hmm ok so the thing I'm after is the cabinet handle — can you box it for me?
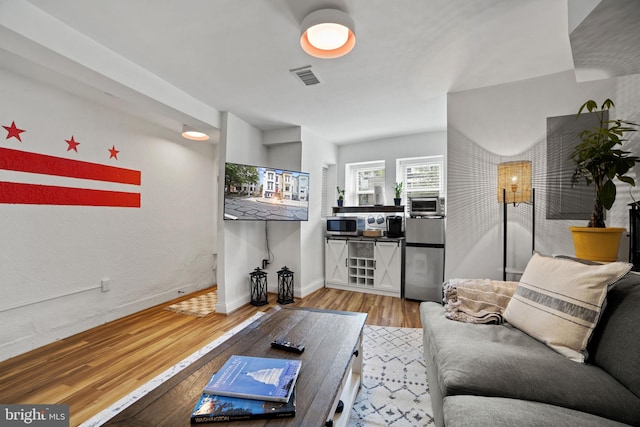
[345,258,348,267]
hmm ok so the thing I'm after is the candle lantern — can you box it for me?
[277,266,295,304]
[249,267,268,306]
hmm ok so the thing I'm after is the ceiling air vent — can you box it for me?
[290,66,321,86]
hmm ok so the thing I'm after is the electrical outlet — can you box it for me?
[101,279,110,292]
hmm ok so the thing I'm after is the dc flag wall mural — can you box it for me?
[1,120,141,208]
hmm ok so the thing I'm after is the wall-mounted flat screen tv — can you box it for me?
[223,162,310,221]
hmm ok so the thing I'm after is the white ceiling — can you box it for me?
[2,0,630,145]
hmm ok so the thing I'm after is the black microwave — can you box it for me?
[326,216,365,236]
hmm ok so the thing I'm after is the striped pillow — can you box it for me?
[503,253,631,363]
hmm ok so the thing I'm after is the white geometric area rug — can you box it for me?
[349,325,434,427]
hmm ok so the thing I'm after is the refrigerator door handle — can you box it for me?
[406,242,444,249]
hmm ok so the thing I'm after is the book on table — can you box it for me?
[190,389,296,423]
[203,355,301,403]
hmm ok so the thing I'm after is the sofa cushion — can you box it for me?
[421,302,640,426]
[503,252,631,362]
[443,395,633,427]
[587,272,640,397]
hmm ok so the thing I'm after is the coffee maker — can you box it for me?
[386,215,403,237]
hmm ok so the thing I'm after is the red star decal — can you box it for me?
[108,145,120,160]
[65,135,80,152]
[3,121,25,142]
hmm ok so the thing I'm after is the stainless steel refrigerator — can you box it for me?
[404,217,445,302]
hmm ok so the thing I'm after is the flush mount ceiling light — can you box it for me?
[300,8,356,59]
[181,124,209,141]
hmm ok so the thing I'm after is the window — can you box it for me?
[345,161,385,206]
[396,156,444,201]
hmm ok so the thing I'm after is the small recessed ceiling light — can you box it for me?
[300,9,356,59]
[181,124,209,141]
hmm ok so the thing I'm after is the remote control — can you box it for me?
[271,340,305,354]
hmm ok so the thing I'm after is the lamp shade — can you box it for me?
[497,160,532,204]
[300,9,356,58]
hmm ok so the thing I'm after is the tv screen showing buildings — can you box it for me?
[223,162,309,221]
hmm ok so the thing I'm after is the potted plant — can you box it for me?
[336,186,345,207]
[394,182,403,206]
[569,98,640,261]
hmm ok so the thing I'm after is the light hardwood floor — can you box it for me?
[0,286,422,426]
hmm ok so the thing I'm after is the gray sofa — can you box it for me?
[420,272,640,427]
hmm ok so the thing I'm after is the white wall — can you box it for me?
[446,70,640,280]
[0,68,217,362]
[301,128,338,296]
[266,142,302,294]
[216,115,336,311]
[337,132,447,204]
[216,112,268,313]
[611,74,640,227]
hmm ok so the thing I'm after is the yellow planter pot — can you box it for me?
[569,227,625,262]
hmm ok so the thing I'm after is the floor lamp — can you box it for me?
[498,161,534,281]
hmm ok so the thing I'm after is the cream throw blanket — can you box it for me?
[443,278,519,324]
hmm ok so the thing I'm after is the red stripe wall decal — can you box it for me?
[0,182,141,207]
[0,147,141,185]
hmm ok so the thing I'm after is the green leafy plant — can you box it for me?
[336,186,345,201]
[394,182,403,198]
[570,98,640,227]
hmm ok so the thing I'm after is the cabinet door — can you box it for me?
[374,241,402,292]
[325,239,348,285]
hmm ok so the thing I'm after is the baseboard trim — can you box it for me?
[299,278,324,298]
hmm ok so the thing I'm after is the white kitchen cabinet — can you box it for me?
[373,240,403,294]
[325,238,349,286]
[325,237,402,297]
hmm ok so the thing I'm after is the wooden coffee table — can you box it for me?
[103,306,367,426]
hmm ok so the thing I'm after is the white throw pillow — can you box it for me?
[503,252,631,363]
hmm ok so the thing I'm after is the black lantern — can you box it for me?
[249,267,268,306]
[277,266,295,304]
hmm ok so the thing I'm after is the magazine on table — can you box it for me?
[203,355,301,403]
[190,388,296,423]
